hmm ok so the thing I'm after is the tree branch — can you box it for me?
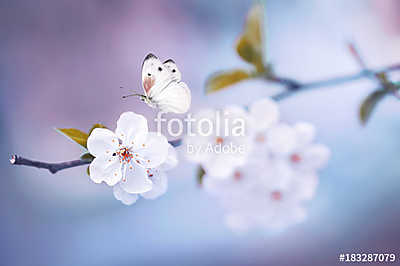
[9,155,89,174]
[9,140,183,174]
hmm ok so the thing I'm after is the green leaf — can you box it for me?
[80,153,95,162]
[197,166,206,187]
[88,123,107,136]
[55,128,89,149]
[235,2,265,73]
[359,89,387,125]
[86,165,90,176]
[206,69,251,93]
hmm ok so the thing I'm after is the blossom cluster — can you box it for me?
[184,98,330,232]
[87,112,177,205]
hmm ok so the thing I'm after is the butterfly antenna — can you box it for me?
[122,93,143,99]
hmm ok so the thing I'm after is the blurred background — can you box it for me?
[1,0,400,265]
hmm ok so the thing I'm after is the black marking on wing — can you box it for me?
[142,53,158,67]
[145,53,157,60]
[163,59,175,64]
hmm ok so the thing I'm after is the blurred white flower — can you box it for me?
[113,144,178,205]
[184,106,253,178]
[201,99,330,232]
[87,112,169,194]
[205,157,319,232]
[264,122,330,173]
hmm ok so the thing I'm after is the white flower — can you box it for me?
[249,98,280,132]
[112,144,178,205]
[87,112,169,194]
[201,99,330,232]
[204,160,318,232]
[264,122,330,173]
[184,106,253,178]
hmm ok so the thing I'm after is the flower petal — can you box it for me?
[159,144,178,171]
[183,135,215,163]
[141,169,168,199]
[294,122,316,148]
[115,112,148,147]
[250,98,279,131]
[87,128,119,157]
[266,124,297,155]
[225,212,251,233]
[113,183,139,205]
[89,155,121,186]
[301,144,331,170]
[202,154,241,178]
[293,172,319,200]
[120,165,153,193]
[135,132,169,168]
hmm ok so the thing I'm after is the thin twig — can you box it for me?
[10,155,89,174]
[269,63,400,101]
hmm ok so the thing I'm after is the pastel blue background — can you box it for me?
[1,0,399,265]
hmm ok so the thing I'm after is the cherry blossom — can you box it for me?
[113,144,178,205]
[87,112,169,194]
[204,158,319,232]
[184,106,253,178]
[201,98,330,232]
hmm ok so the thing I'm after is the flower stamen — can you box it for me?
[271,191,282,201]
[290,153,302,163]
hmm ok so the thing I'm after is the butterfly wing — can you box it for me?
[163,59,181,82]
[151,81,191,114]
[141,53,175,99]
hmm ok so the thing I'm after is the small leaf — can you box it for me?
[56,128,89,149]
[88,123,107,135]
[197,166,206,187]
[359,89,387,125]
[86,166,90,176]
[80,153,95,162]
[206,69,251,93]
[236,2,265,73]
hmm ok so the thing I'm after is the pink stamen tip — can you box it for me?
[271,191,282,201]
[215,137,224,144]
[233,171,242,181]
[255,134,265,143]
[290,153,302,163]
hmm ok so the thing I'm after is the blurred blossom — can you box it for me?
[184,106,253,178]
[201,98,330,232]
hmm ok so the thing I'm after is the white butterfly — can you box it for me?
[123,53,191,114]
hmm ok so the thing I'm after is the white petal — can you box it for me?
[202,154,240,178]
[141,170,168,199]
[89,155,122,186]
[113,183,139,205]
[293,172,319,200]
[301,144,331,170]
[159,144,178,171]
[115,112,148,146]
[120,165,153,193]
[266,124,297,155]
[135,132,169,168]
[87,128,119,157]
[250,98,279,131]
[225,212,251,233]
[183,135,214,163]
[294,122,316,148]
